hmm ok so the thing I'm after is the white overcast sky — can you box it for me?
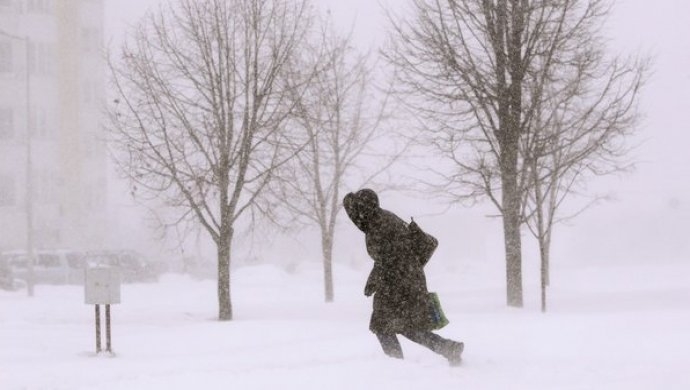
[102,0,690,263]
[103,0,690,203]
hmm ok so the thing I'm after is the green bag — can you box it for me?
[428,292,449,330]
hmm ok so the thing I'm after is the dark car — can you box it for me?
[0,258,17,290]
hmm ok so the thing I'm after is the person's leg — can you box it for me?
[375,333,404,359]
[401,331,463,365]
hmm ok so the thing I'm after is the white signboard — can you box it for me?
[84,267,121,305]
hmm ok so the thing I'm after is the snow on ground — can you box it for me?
[2,257,690,390]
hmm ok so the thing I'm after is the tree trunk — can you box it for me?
[502,197,524,307]
[322,231,334,302]
[531,156,548,310]
[544,230,551,287]
[492,0,524,308]
[545,164,559,287]
[217,225,234,321]
[539,235,547,312]
[501,146,524,307]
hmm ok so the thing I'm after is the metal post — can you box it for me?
[24,34,34,297]
[0,29,34,296]
[95,304,101,353]
[105,304,111,353]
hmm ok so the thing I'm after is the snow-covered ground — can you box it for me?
[2,257,689,390]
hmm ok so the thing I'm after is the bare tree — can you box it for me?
[107,0,315,321]
[274,19,395,302]
[383,0,646,307]
[522,49,648,312]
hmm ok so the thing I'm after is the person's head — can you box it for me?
[355,188,379,211]
[344,188,380,232]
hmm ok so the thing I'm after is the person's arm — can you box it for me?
[409,218,439,266]
[364,264,381,296]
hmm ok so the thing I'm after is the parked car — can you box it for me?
[82,250,161,283]
[0,258,18,290]
[0,248,162,286]
[0,249,85,285]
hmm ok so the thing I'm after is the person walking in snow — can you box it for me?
[343,188,464,366]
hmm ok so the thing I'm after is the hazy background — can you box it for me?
[2,2,689,388]
[102,0,690,280]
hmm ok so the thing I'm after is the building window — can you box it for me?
[0,174,16,206]
[0,41,12,72]
[26,0,51,14]
[0,107,13,139]
[2,0,23,13]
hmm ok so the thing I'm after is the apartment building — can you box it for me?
[0,0,108,251]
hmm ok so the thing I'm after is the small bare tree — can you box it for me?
[384,0,646,307]
[522,51,648,312]
[274,19,395,302]
[108,0,315,320]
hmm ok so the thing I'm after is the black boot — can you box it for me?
[376,333,404,359]
[446,341,464,366]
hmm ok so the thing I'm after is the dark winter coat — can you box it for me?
[343,189,438,334]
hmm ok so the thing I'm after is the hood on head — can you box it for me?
[343,188,380,233]
[355,188,379,210]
